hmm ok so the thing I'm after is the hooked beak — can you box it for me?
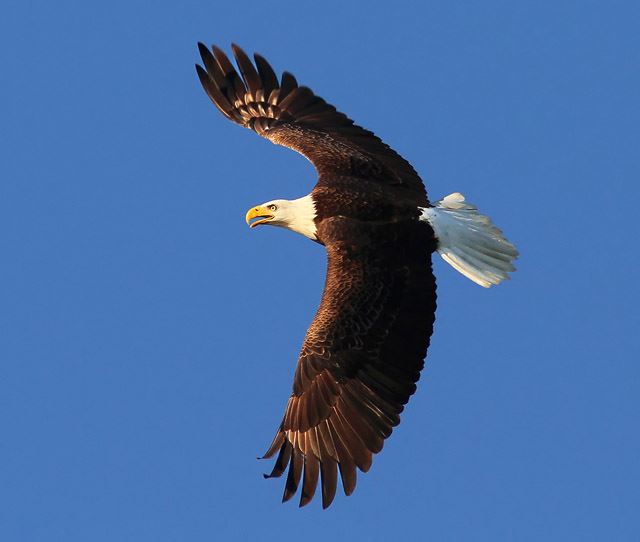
[245,206,275,228]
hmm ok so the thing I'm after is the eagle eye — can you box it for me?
[268,204,277,211]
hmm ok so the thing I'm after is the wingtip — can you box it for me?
[196,42,210,61]
[282,490,295,504]
[230,43,250,64]
[194,63,210,83]
[281,70,297,83]
[195,63,209,83]
[211,44,225,56]
[321,486,337,509]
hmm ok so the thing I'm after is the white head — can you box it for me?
[245,194,317,240]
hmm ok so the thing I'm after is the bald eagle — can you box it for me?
[196,44,518,509]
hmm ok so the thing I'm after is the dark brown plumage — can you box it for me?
[196,43,439,508]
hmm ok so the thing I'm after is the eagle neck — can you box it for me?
[286,194,318,241]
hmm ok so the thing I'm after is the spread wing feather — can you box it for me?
[196,43,428,204]
[262,219,437,508]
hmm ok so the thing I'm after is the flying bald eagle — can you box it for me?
[196,43,518,508]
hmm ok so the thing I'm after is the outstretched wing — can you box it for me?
[262,218,437,508]
[196,43,428,205]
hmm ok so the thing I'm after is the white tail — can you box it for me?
[421,193,519,288]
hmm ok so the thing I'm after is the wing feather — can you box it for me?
[279,71,298,99]
[332,428,358,496]
[317,420,338,461]
[196,43,428,203]
[332,407,373,472]
[260,219,436,507]
[253,53,279,96]
[264,440,291,479]
[231,43,261,96]
[300,454,320,507]
[282,448,303,503]
[320,458,338,509]
[195,64,235,120]
[211,45,246,103]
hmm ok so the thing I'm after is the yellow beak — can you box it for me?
[245,205,275,228]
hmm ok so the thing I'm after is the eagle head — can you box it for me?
[245,200,288,228]
[244,196,318,241]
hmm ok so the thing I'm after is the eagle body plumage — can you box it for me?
[196,43,518,508]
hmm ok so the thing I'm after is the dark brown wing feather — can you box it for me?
[262,218,437,508]
[196,43,428,205]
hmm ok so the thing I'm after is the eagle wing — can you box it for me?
[196,44,428,205]
[262,218,437,508]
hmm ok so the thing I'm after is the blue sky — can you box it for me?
[2,0,639,540]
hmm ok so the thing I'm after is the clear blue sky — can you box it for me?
[2,1,639,540]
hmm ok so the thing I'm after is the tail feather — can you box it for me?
[421,193,519,288]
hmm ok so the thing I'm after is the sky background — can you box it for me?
[1,1,639,540]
